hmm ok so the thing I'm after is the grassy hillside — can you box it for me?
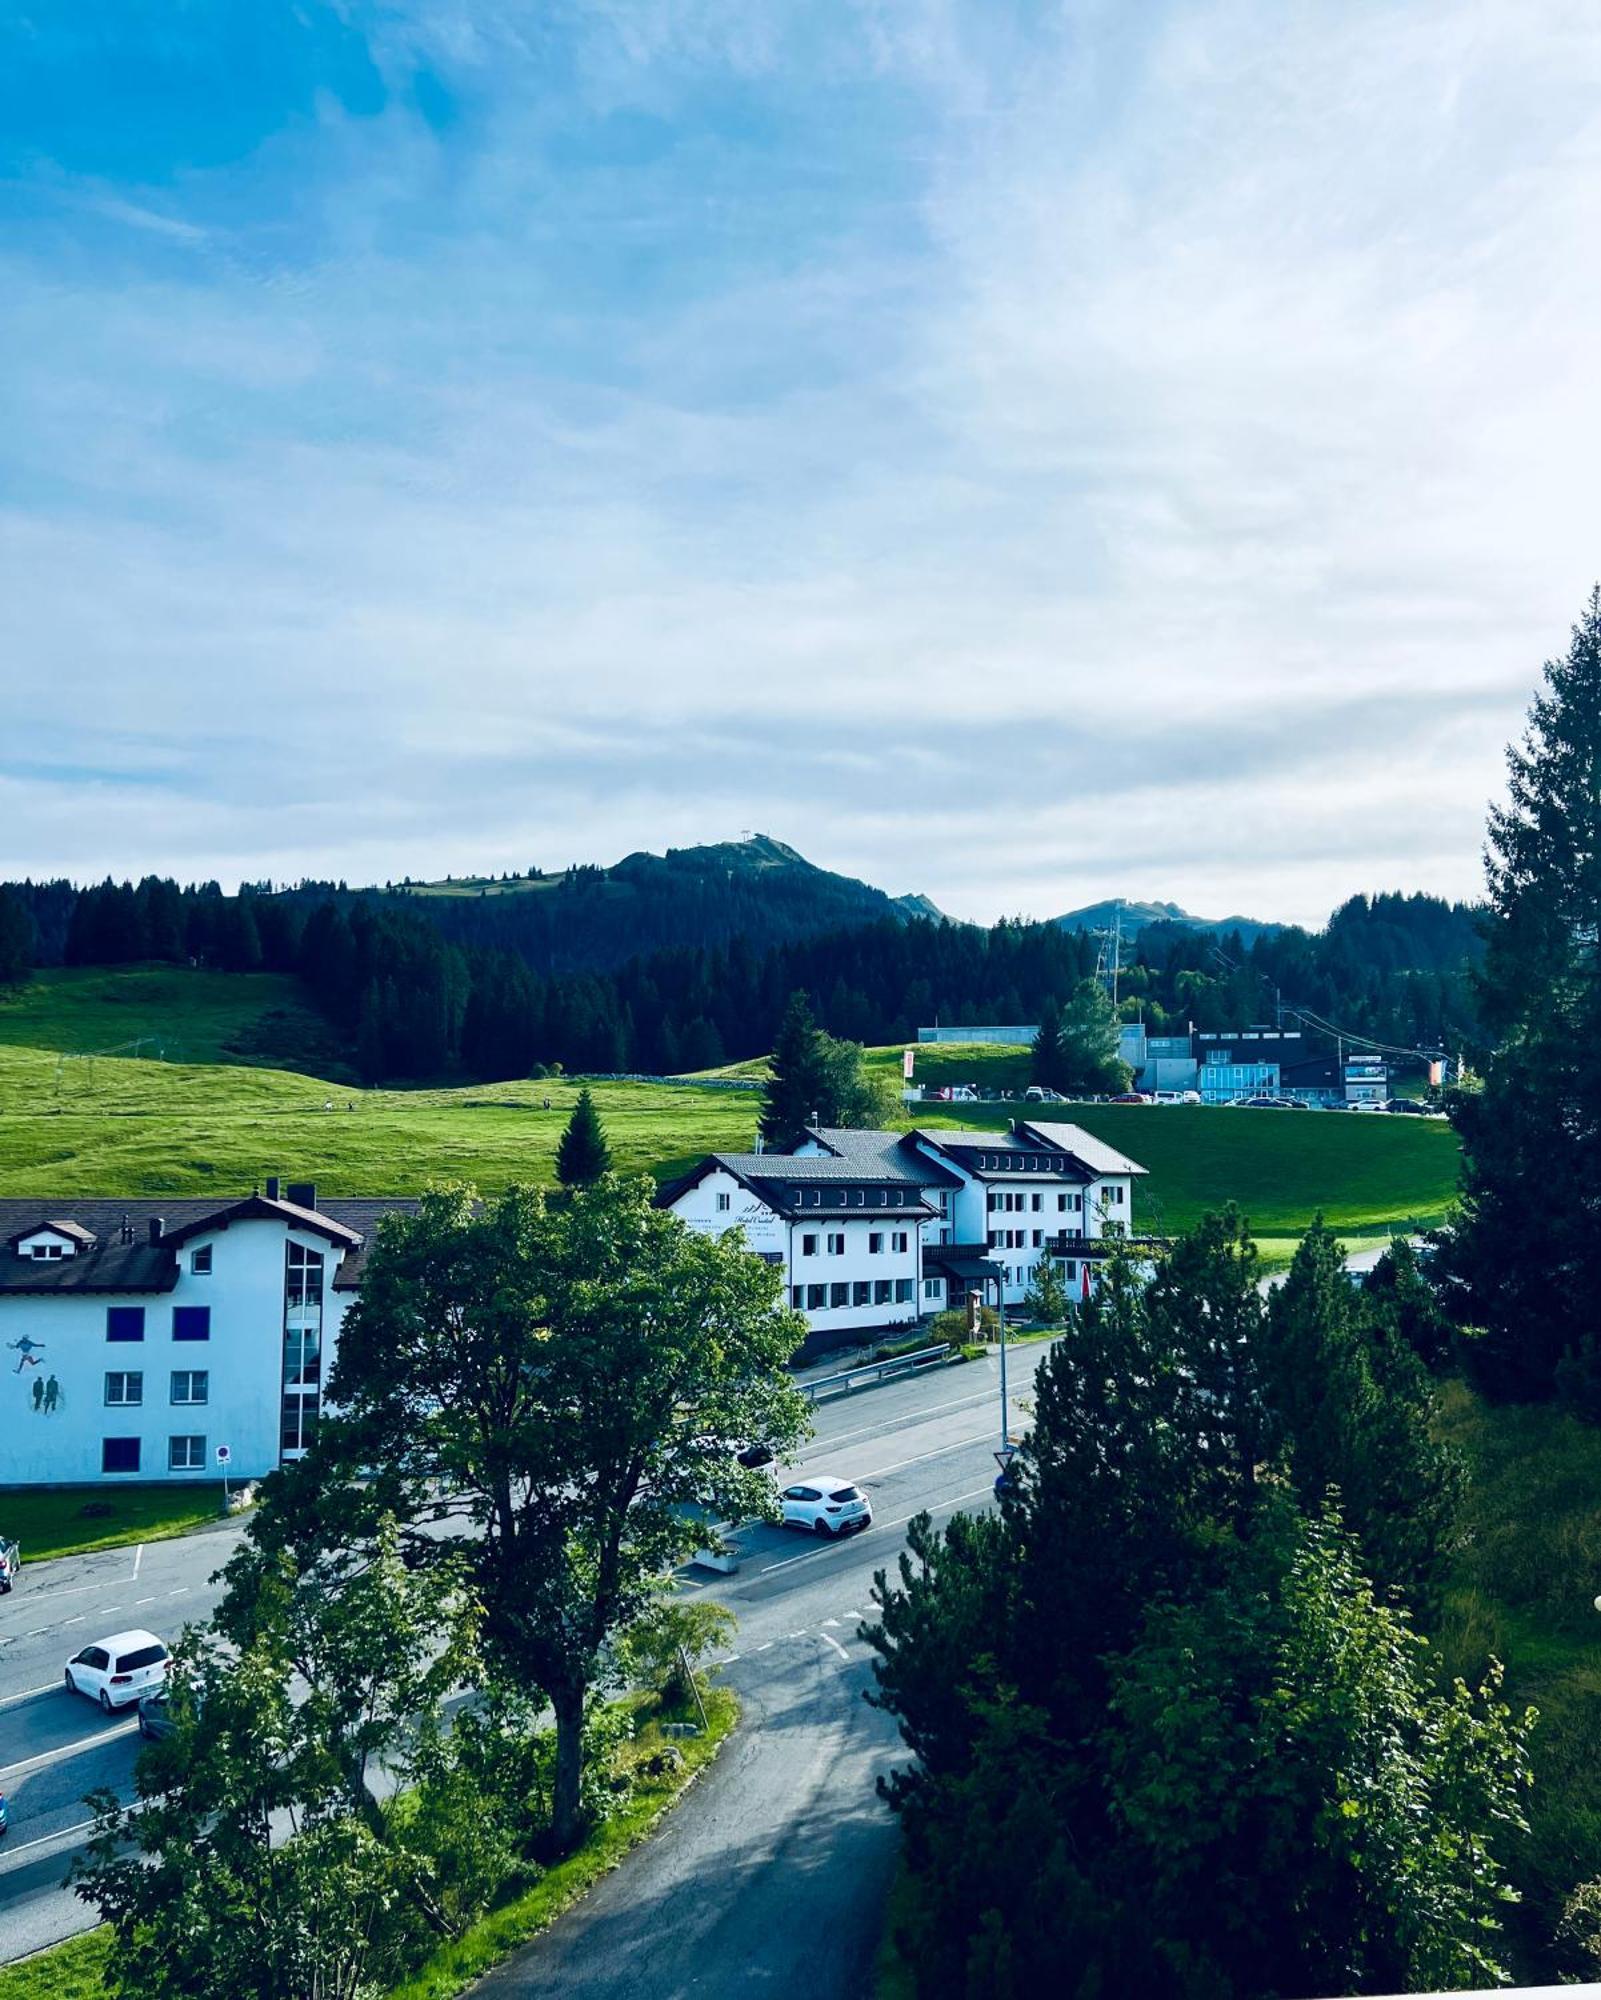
[0,966,351,1078]
[0,980,1459,1243]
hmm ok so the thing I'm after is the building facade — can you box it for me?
[0,1184,416,1489]
[659,1119,1151,1343]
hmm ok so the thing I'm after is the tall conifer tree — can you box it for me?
[556,1086,612,1186]
[1448,586,1601,1402]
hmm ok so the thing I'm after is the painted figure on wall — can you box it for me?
[8,1336,45,1376]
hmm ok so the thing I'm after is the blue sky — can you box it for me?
[3,1,1599,925]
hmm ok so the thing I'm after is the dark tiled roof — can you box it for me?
[1016,1121,1149,1178]
[923,1242,1004,1281]
[801,1129,963,1187]
[0,1197,421,1295]
[910,1129,1094,1183]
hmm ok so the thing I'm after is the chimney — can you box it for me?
[286,1181,316,1210]
[148,1217,165,1244]
[265,1176,280,1201]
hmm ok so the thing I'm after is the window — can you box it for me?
[1031,1193,1043,1212]
[801,1233,818,1257]
[715,1192,731,1212]
[1061,1261,1079,1286]
[102,1437,141,1474]
[171,1370,209,1405]
[894,1279,914,1303]
[853,1280,872,1307]
[190,1245,213,1274]
[105,1371,142,1407]
[827,1233,846,1256]
[987,1191,1000,1213]
[106,1306,145,1343]
[924,1278,941,1300]
[829,1282,849,1309]
[806,1283,826,1310]
[1108,1185,1126,1206]
[29,1240,64,1260]
[173,1306,210,1342]
[892,1231,908,1253]
[169,1434,206,1471]
[868,1232,883,1254]
[988,1229,1000,1248]
[1032,1230,1043,1249]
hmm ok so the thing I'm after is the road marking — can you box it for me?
[135,1597,156,1607]
[822,1619,841,1628]
[63,1615,84,1626]
[0,1681,66,1710]
[723,1653,741,1664]
[755,1642,774,1653]
[132,1546,143,1580]
[786,1629,807,1638]
[819,1632,849,1661]
[856,1433,993,1481]
[808,1388,998,1451]
[22,1628,48,1639]
[101,1606,121,1615]
[758,1486,995,1574]
[0,1815,100,1863]
[168,1587,190,1597]
[0,1718,138,1781]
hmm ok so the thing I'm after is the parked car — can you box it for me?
[65,1630,169,1712]
[779,1475,872,1538]
[0,1792,8,1838]
[1109,1092,1151,1105]
[0,1537,18,1595]
[1386,1098,1434,1115]
[1234,1094,1293,1109]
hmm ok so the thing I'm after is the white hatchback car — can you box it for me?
[779,1474,872,1539]
[65,1629,169,1712]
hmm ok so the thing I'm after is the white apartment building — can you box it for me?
[0,1182,417,1490]
[660,1120,1150,1345]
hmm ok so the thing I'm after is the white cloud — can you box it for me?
[1,0,1593,925]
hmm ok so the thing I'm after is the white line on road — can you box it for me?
[0,1681,65,1710]
[822,1619,841,1628]
[132,1546,143,1580]
[0,1815,100,1864]
[135,1597,156,1606]
[818,1632,849,1661]
[63,1616,84,1626]
[808,1387,997,1451]
[0,1719,137,1781]
[857,1433,992,1481]
[755,1642,774,1653]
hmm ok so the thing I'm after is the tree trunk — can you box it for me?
[551,1684,586,1854]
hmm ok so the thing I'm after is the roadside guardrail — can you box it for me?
[798,1342,962,1406]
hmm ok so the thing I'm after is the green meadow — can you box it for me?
[0,973,1459,1248]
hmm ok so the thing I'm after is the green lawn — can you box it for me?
[1435,1382,1601,1976]
[0,1482,231,1561]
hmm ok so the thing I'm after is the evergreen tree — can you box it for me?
[1031,998,1067,1091]
[1446,587,1601,1403]
[760,991,831,1149]
[0,887,34,986]
[556,1087,611,1186]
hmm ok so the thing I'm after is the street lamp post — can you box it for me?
[995,1271,1008,1452]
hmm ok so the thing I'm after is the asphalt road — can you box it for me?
[0,1346,1040,1976]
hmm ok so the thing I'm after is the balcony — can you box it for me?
[1046,1231,1169,1258]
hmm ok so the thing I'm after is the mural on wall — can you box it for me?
[30,1374,62,1415]
[8,1336,45,1375]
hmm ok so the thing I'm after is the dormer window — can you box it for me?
[32,1242,64,1260]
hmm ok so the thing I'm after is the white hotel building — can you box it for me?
[0,1182,416,1491]
[659,1120,1150,1347]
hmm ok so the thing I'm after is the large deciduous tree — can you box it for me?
[254,1178,808,1852]
[1446,586,1601,1404]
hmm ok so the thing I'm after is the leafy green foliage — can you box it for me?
[1445,586,1601,1405]
[1020,1256,1068,1322]
[73,1523,497,2000]
[259,1177,807,1851]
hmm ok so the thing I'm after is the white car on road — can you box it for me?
[64,1629,169,1712]
[779,1475,872,1538]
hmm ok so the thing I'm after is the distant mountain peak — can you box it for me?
[1053,897,1281,946]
